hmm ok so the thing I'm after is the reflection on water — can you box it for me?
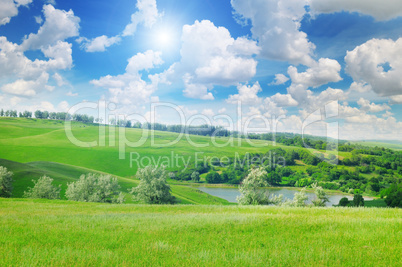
[195,186,363,207]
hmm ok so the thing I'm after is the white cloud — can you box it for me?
[218,108,227,114]
[1,72,54,96]
[78,35,121,52]
[227,82,262,105]
[201,109,215,117]
[53,73,67,87]
[21,4,80,51]
[286,83,347,114]
[0,0,32,26]
[91,50,163,109]
[231,0,314,65]
[183,74,213,100]
[34,15,43,24]
[122,0,161,37]
[66,91,78,97]
[169,20,258,99]
[262,98,288,117]
[57,100,69,112]
[345,38,402,97]
[288,58,342,88]
[270,93,298,107]
[40,41,73,70]
[357,98,391,113]
[0,37,73,97]
[389,95,402,104]
[270,74,289,85]
[349,81,372,93]
[309,0,402,21]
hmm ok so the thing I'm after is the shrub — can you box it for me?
[338,197,350,207]
[311,183,329,207]
[24,176,61,199]
[0,166,13,198]
[237,167,282,205]
[352,194,364,207]
[383,183,402,208]
[191,171,200,182]
[130,166,175,204]
[66,173,124,203]
[205,172,222,183]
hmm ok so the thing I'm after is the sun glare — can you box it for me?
[152,27,177,52]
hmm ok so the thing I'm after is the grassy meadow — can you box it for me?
[1,198,401,266]
[0,117,284,177]
[0,117,401,265]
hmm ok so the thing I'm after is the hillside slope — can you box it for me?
[0,158,230,205]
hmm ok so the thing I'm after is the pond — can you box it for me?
[195,186,371,206]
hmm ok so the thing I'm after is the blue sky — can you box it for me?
[1,0,402,140]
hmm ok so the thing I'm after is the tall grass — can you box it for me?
[0,198,400,266]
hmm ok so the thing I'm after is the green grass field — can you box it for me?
[0,198,400,266]
[0,117,282,177]
[0,118,400,265]
[0,158,230,205]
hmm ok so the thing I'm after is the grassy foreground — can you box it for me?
[0,199,401,266]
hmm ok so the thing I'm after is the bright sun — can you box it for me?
[152,27,176,51]
[157,31,171,46]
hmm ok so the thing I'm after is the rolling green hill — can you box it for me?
[0,117,282,177]
[0,158,229,205]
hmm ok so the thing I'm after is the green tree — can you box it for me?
[205,172,221,183]
[291,187,309,207]
[130,166,175,204]
[311,183,329,207]
[24,176,61,199]
[338,197,350,207]
[237,167,282,205]
[383,183,402,208]
[352,194,364,207]
[0,166,13,198]
[66,173,124,203]
[191,171,200,182]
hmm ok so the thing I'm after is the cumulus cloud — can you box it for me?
[309,0,402,21]
[389,95,402,104]
[270,93,298,107]
[122,0,161,36]
[169,20,259,100]
[21,4,80,51]
[349,81,372,93]
[34,15,43,24]
[183,74,213,100]
[231,0,314,65]
[357,98,391,113]
[0,0,32,26]
[345,38,402,97]
[78,35,121,52]
[53,73,67,87]
[40,41,73,70]
[0,37,73,96]
[201,109,215,117]
[1,72,54,97]
[91,50,163,109]
[288,58,342,88]
[227,82,262,105]
[66,91,78,97]
[270,74,289,85]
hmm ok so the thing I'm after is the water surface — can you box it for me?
[195,186,370,206]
